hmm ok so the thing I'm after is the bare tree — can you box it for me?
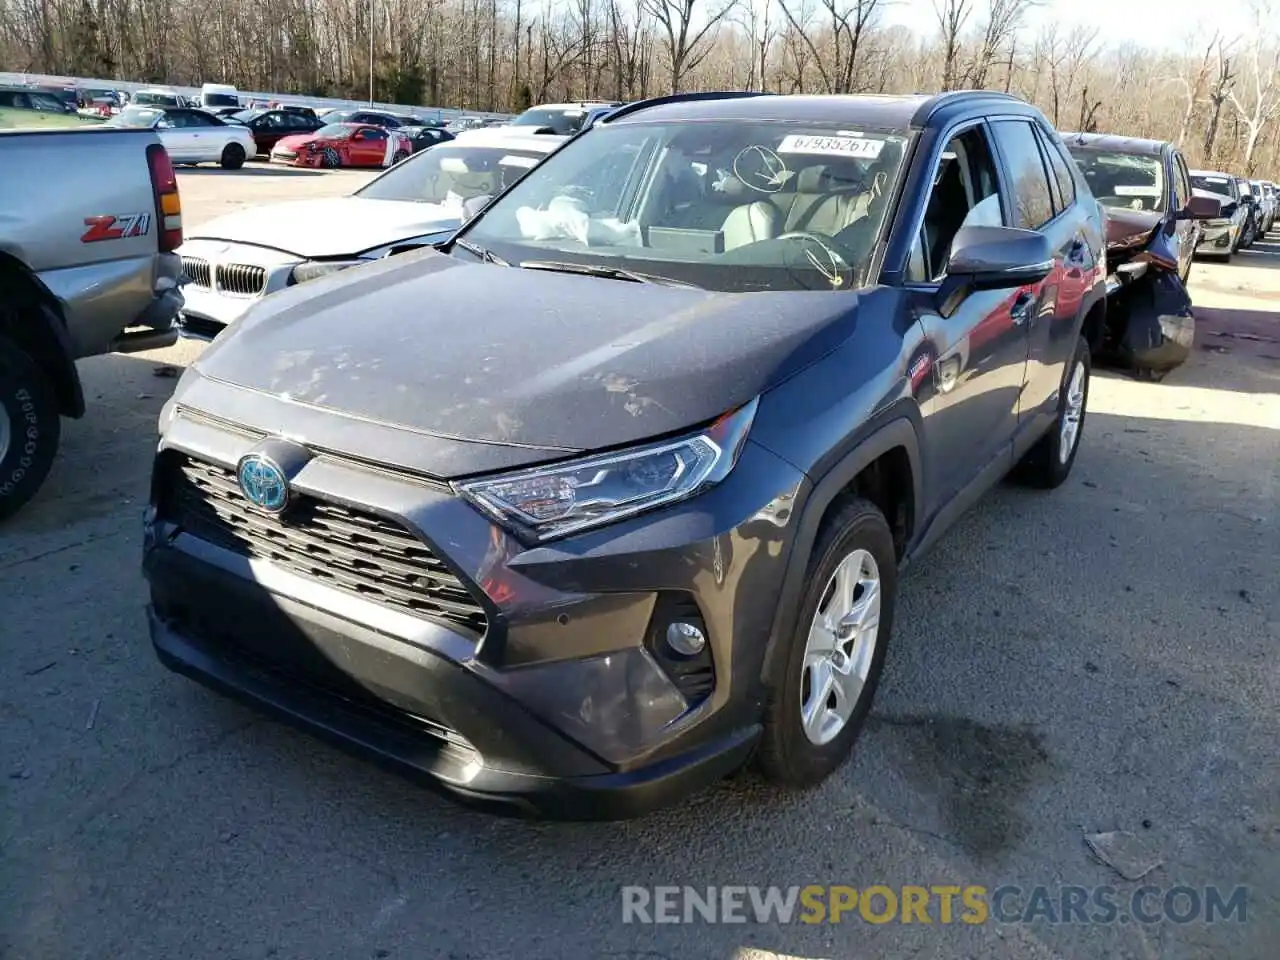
[933,0,972,91]
[642,0,737,92]
[1169,31,1220,146]
[776,0,882,94]
[1203,39,1237,161]
[1226,1,1280,173]
[967,0,1037,89]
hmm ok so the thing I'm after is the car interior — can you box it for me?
[907,128,1003,283]
[1071,152,1164,212]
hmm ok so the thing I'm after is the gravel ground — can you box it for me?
[2,168,1277,960]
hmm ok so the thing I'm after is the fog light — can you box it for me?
[666,621,706,656]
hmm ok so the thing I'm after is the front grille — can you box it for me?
[182,256,211,288]
[161,454,488,634]
[216,263,267,296]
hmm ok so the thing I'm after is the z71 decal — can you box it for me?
[81,213,152,243]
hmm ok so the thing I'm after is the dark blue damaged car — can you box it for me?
[144,90,1107,820]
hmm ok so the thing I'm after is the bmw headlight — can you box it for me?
[456,398,758,542]
[288,259,367,285]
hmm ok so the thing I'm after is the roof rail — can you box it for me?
[911,88,1027,126]
[601,90,774,124]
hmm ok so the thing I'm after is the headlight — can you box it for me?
[288,259,367,284]
[455,398,758,542]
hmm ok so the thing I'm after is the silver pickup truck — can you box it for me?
[0,126,184,520]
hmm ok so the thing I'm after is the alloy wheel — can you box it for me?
[800,548,882,745]
[0,402,10,462]
[1059,359,1087,464]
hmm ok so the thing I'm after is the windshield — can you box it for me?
[313,124,355,139]
[511,107,588,135]
[357,143,549,205]
[112,105,163,128]
[203,93,239,107]
[1191,174,1238,199]
[1067,148,1165,213]
[459,120,910,292]
[229,109,263,123]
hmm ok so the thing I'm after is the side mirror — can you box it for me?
[936,225,1054,315]
[1179,193,1228,221]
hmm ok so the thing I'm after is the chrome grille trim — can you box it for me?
[215,263,267,296]
[181,256,211,288]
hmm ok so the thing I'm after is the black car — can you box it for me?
[0,85,78,115]
[1062,132,1228,378]
[227,108,325,155]
[400,125,455,153]
[321,109,412,129]
[145,90,1106,820]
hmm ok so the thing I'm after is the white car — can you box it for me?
[110,105,258,169]
[175,128,567,340]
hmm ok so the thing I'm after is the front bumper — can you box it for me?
[143,409,806,818]
[270,150,323,168]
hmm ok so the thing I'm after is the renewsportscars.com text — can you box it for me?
[621,884,1249,926]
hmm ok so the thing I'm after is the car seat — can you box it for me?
[775,164,868,236]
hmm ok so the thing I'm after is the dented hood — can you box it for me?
[1104,206,1162,253]
[187,248,860,474]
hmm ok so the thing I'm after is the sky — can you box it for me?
[880,0,1262,53]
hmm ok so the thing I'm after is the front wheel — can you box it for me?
[1013,334,1091,489]
[220,143,246,170]
[757,497,897,788]
[0,336,61,522]
[391,149,409,166]
[322,147,342,169]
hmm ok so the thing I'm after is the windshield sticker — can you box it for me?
[1112,185,1160,196]
[777,135,885,159]
[501,154,540,168]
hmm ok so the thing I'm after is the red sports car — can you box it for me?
[269,123,412,169]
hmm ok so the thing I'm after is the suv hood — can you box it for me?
[189,197,464,258]
[186,250,860,476]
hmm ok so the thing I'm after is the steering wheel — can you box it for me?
[775,231,854,279]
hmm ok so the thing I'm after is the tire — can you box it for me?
[392,150,409,165]
[322,147,341,169]
[220,143,246,170]
[1013,334,1091,489]
[0,336,61,522]
[757,497,897,788]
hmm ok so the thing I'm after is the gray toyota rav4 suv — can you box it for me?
[144,91,1106,819]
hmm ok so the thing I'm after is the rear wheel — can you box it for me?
[392,149,410,165]
[1014,334,1090,489]
[220,143,246,170]
[757,498,897,788]
[0,336,60,522]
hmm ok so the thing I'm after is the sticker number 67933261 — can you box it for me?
[81,213,152,243]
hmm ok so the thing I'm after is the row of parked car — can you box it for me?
[1,88,1273,822]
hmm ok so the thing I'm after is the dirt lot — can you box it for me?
[2,168,1277,960]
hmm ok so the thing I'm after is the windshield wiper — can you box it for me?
[453,237,509,266]
[518,260,698,288]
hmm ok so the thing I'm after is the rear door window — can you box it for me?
[991,120,1056,229]
[1037,127,1077,211]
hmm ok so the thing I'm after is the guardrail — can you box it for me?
[0,72,513,123]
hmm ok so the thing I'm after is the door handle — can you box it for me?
[1010,290,1036,326]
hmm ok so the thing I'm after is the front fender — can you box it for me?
[758,408,923,687]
